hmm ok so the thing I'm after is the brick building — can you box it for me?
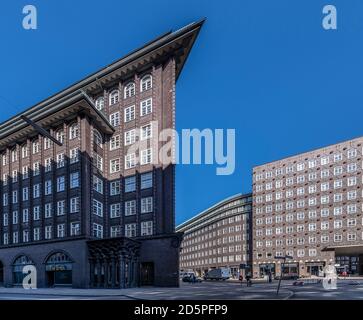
[252,136,363,278]
[0,20,204,288]
[177,194,252,278]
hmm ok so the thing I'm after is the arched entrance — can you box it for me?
[45,252,73,287]
[12,255,33,285]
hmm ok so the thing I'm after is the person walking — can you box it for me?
[246,272,252,287]
[239,273,244,286]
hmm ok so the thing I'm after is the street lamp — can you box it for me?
[274,255,293,296]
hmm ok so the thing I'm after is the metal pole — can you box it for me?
[276,258,285,296]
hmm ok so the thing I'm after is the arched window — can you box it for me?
[93,129,103,148]
[56,129,65,144]
[95,97,104,111]
[140,75,152,92]
[45,252,73,286]
[124,82,135,99]
[109,90,119,105]
[13,255,33,285]
[69,123,79,140]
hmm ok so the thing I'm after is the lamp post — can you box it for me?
[275,255,293,296]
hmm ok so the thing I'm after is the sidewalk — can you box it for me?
[0,283,293,300]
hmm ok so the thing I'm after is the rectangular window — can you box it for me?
[45,158,52,172]
[45,180,52,195]
[33,228,40,241]
[33,184,40,198]
[124,130,136,146]
[22,209,29,223]
[141,197,153,213]
[124,105,135,122]
[95,154,103,171]
[141,149,152,165]
[22,166,29,179]
[45,226,52,240]
[33,206,40,220]
[70,148,79,164]
[110,135,121,150]
[110,226,121,238]
[125,200,136,216]
[141,221,153,236]
[92,199,103,217]
[70,222,80,236]
[125,176,136,192]
[141,172,152,189]
[56,153,65,168]
[70,172,79,188]
[57,176,65,192]
[110,203,121,218]
[141,124,152,140]
[125,153,136,169]
[93,176,103,194]
[33,162,40,176]
[12,190,18,204]
[140,98,152,116]
[57,200,66,216]
[110,181,121,195]
[92,223,103,238]
[70,197,80,213]
[45,203,52,218]
[12,211,18,224]
[23,230,29,243]
[125,223,136,237]
[110,112,120,126]
[57,224,65,238]
[110,159,121,173]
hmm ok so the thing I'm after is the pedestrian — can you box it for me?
[268,272,272,283]
[239,274,243,286]
[246,272,252,287]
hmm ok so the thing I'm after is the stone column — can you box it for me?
[110,258,116,288]
[104,260,109,288]
[119,256,126,289]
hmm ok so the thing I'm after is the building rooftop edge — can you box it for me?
[176,192,252,231]
[252,135,363,170]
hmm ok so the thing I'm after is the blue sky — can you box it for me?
[1,0,363,225]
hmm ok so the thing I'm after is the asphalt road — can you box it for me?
[0,280,361,300]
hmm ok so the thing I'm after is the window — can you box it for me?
[70,148,79,163]
[22,166,29,179]
[334,234,342,242]
[141,149,152,165]
[125,129,136,145]
[124,105,135,122]
[109,90,119,105]
[45,226,52,240]
[23,187,29,201]
[57,224,65,238]
[93,223,103,238]
[69,123,79,139]
[141,124,152,140]
[93,176,103,194]
[334,220,343,229]
[110,226,121,238]
[110,181,120,195]
[110,203,121,218]
[141,221,153,236]
[11,149,17,162]
[125,176,136,192]
[33,184,40,198]
[140,75,152,92]
[140,98,152,116]
[57,200,66,216]
[13,231,19,244]
[45,180,52,195]
[110,159,121,173]
[124,82,135,99]
[141,197,153,213]
[334,153,343,162]
[71,222,80,236]
[125,200,136,216]
[347,233,356,241]
[110,135,121,150]
[56,130,65,144]
[92,199,103,217]
[70,197,80,213]
[348,149,357,159]
[32,140,40,154]
[12,190,18,204]
[70,172,79,188]
[93,129,103,147]
[45,158,52,172]
[347,163,357,173]
[44,138,52,150]
[22,209,29,223]
[33,162,40,176]
[56,153,65,168]
[3,193,8,206]
[33,228,40,241]
[57,176,65,192]
[45,203,52,218]
[321,156,329,165]
[95,97,104,110]
[110,112,120,126]
[141,172,152,189]
[95,154,103,171]
[12,211,18,224]
[125,223,136,237]
[125,153,136,169]
[21,145,28,158]
[33,206,40,220]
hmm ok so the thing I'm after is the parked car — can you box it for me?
[182,275,203,283]
[204,268,231,281]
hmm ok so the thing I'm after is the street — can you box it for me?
[0,279,361,300]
